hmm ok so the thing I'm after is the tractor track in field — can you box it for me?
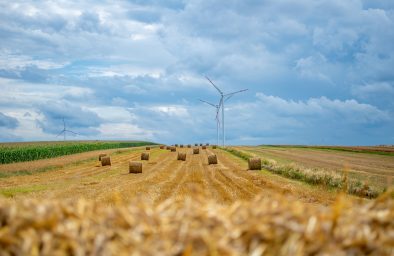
[68,151,177,202]
[203,164,234,203]
[0,147,339,205]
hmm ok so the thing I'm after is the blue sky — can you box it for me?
[0,0,393,145]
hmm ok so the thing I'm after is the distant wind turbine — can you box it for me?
[199,99,221,146]
[205,76,248,147]
[56,118,79,141]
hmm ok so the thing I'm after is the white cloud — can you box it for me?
[0,0,394,144]
[0,51,69,70]
[89,106,136,123]
[294,54,334,83]
[255,92,390,123]
[98,123,154,140]
[150,105,189,117]
[0,78,94,106]
[352,82,394,98]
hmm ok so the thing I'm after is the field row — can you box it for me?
[0,141,155,164]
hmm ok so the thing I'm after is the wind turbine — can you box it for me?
[56,118,79,141]
[205,76,248,147]
[199,99,221,146]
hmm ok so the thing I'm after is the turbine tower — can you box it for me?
[205,76,248,147]
[199,99,221,146]
[56,118,79,141]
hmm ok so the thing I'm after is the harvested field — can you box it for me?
[239,146,394,189]
[0,191,392,255]
[0,147,392,255]
[0,147,141,177]
[0,148,338,205]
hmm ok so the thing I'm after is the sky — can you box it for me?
[0,0,393,145]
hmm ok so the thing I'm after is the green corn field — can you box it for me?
[0,141,155,164]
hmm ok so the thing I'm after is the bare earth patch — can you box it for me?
[240,146,394,188]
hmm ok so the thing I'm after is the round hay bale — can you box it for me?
[159,145,165,149]
[187,144,191,148]
[177,152,186,161]
[212,145,217,149]
[193,148,199,154]
[208,154,218,165]
[146,146,151,150]
[101,156,111,166]
[202,146,207,150]
[171,147,176,152]
[98,153,107,161]
[180,144,184,148]
[248,157,261,170]
[166,146,170,150]
[141,153,149,161]
[129,161,142,173]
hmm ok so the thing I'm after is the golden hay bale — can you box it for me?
[187,144,191,148]
[146,146,151,150]
[202,146,207,150]
[166,146,171,150]
[171,147,176,152]
[129,161,142,173]
[98,153,107,161]
[212,145,217,149]
[141,153,149,161]
[160,145,165,149]
[101,156,111,166]
[0,192,393,255]
[177,152,186,161]
[180,144,184,148]
[248,157,261,170]
[208,154,218,165]
[193,148,200,154]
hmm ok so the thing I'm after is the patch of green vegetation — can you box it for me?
[0,184,51,198]
[240,148,293,165]
[0,170,32,178]
[0,166,59,179]
[221,147,384,199]
[0,141,157,164]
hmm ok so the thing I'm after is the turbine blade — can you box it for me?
[65,130,79,136]
[225,94,234,102]
[56,130,65,137]
[224,89,248,97]
[205,76,223,94]
[199,99,216,108]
